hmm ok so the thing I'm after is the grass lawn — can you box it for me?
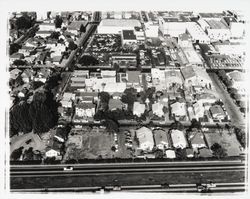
[204,129,242,156]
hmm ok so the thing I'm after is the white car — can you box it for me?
[63,166,73,171]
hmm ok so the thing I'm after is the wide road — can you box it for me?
[209,73,245,127]
[10,160,246,191]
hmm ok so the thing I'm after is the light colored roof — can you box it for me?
[152,102,164,117]
[100,19,141,27]
[136,126,154,145]
[170,129,187,148]
[171,102,186,116]
[133,102,145,116]
[165,150,176,158]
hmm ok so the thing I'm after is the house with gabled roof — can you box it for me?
[187,129,206,149]
[170,129,188,149]
[153,129,170,150]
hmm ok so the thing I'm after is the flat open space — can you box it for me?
[204,130,242,156]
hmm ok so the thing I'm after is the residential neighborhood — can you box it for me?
[7,10,247,193]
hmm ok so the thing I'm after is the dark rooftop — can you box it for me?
[122,30,137,40]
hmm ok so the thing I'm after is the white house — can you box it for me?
[45,149,60,158]
[136,127,154,151]
[187,130,206,149]
[152,102,164,117]
[171,102,186,117]
[133,102,146,117]
[170,129,188,149]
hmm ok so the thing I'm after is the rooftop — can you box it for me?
[122,30,137,40]
[100,19,141,27]
[206,19,228,29]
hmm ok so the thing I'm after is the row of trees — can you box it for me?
[217,70,245,113]
[10,90,59,136]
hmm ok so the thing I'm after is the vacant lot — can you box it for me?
[204,129,242,156]
[64,127,115,160]
[10,132,46,154]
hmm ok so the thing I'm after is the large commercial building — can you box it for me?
[97,19,141,34]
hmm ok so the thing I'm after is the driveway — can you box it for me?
[209,72,245,127]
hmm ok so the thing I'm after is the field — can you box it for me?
[204,129,242,156]
[64,127,115,160]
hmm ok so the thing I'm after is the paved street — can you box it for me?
[209,72,245,127]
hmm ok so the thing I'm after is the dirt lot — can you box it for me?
[64,127,115,160]
[204,129,242,156]
[10,132,46,154]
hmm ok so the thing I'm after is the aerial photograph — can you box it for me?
[5,6,248,196]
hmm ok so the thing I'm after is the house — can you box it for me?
[34,68,50,83]
[52,55,63,66]
[136,127,154,151]
[178,33,192,48]
[45,149,60,158]
[170,129,188,149]
[61,92,75,108]
[10,68,22,80]
[181,65,212,87]
[35,52,47,65]
[21,69,33,83]
[18,46,34,57]
[35,30,53,38]
[10,53,24,64]
[165,149,176,159]
[121,30,137,46]
[193,101,205,119]
[39,23,56,31]
[210,105,225,120]
[154,129,170,150]
[45,140,63,160]
[187,129,206,149]
[75,92,98,102]
[196,93,217,104]
[133,102,146,117]
[54,128,68,143]
[186,22,210,44]
[152,102,164,117]
[109,99,123,111]
[171,101,186,117]
[74,102,95,121]
[198,148,213,158]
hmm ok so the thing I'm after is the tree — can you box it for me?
[175,148,187,160]
[80,24,86,33]
[79,55,99,66]
[31,81,44,90]
[99,92,110,104]
[170,120,184,131]
[10,101,32,136]
[103,119,119,133]
[155,149,164,159]
[9,43,21,55]
[54,15,63,28]
[190,119,202,129]
[68,41,77,51]
[15,15,32,29]
[121,93,136,111]
[234,127,246,148]
[13,59,27,66]
[10,147,24,160]
[50,31,60,39]
[211,143,227,158]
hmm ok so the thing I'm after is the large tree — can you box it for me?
[54,15,63,28]
[211,143,227,158]
[15,15,32,29]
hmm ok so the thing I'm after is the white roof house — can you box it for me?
[171,102,186,117]
[136,127,154,151]
[152,102,164,117]
[170,129,188,149]
[133,102,146,117]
